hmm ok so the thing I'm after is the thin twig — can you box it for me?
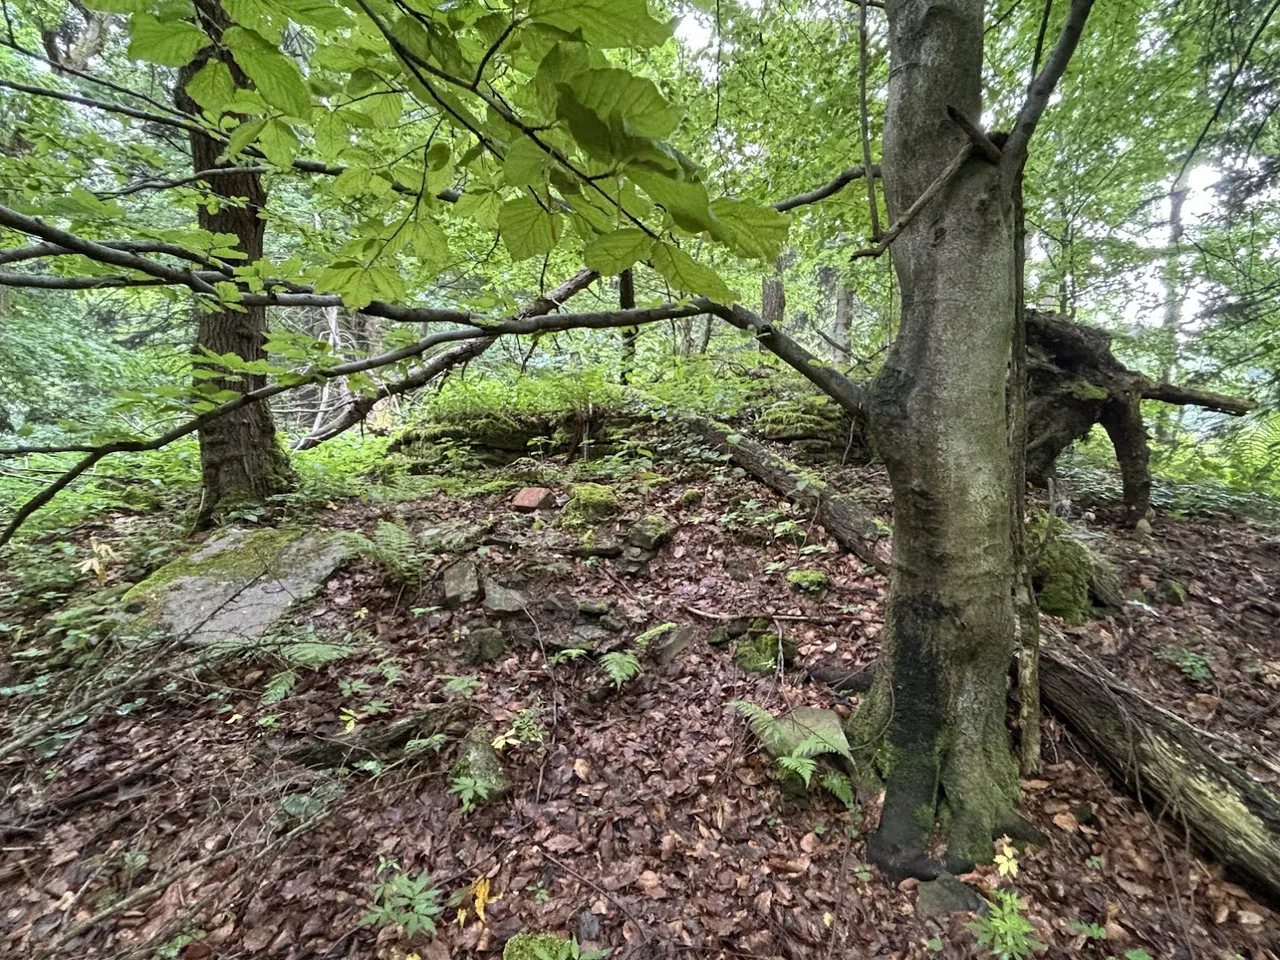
[849,144,973,260]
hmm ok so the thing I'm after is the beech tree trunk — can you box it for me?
[852,0,1022,878]
[178,0,289,522]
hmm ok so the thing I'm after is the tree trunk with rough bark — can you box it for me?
[618,269,638,384]
[832,285,854,362]
[179,0,290,523]
[850,0,1022,880]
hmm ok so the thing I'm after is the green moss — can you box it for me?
[1159,578,1187,605]
[1064,379,1109,402]
[786,569,830,594]
[680,488,704,507]
[1029,515,1093,625]
[562,482,620,526]
[121,526,304,604]
[502,932,568,960]
[757,395,845,441]
[734,631,798,673]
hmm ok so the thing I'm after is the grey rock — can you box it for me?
[577,597,612,617]
[627,514,676,551]
[450,728,510,802]
[652,625,694,666]
[555,622,610,650]
[442,560,480,608]
[482,579,527,616]
[598,614,627,633]
[758,707,851,760]
[542,593,578,619]
[915,874,989,918]
[466,627,506,664]
[577,911,601,943]
[724,559,753,582]
[120,527,352,647]
[616,544,654,576]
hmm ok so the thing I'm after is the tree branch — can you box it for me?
[772,165,881,213]
[848,144,972,260]
[1002,0,1096,173]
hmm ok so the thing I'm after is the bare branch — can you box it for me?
[772,165,881,213]
[0,77,207,137]
[848,144,973,260]
[1002,0,1096,173]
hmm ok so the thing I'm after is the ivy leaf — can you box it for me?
[709,198,791,262]
[185,60,236,115]
[223,26,311,119]
[499,196,561,261]
[584,229,652,275]
[127,14,210,67]
[529,0,674,49]
[651,242,734,301]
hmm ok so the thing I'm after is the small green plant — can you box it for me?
[1154,645,1212,680]
[732,700,856,806]
[361,857,445,938]
[966,890,1042,960]
[502,931,611,960]
[449,775,494,813]
[346,520,424,585]
[1069,919,1107,940]
[492,705,547,750]
[442,674,484,698]
[549,647,590,665]
[1085,855,1103,870]
[599,651,642,688]
[786,569,830,594]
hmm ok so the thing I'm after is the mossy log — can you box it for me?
[1041,648,1280,908]
[684,414,888,573]
[279,702,473,767]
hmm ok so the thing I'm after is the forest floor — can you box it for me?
[2,423,1279,960]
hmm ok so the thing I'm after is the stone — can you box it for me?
[651,625,694,666]
[1134,517,1154,536]
[483,579,527,616]
[563,482,621,526]
[451,728,510,802]
[1159,578,1187,606]
[616,544,654,577]
[119,526,352,647]
[420,520,487,553]
[561,622,610,650]
[442,560,480,608]
[598,614,627,633]
[627,514,676,551]
[915,874,989,918]
[577,597,612,617]
[466,626,506,664]
[725,559,753,582]
[511,487,556,512]
[542,593,578,619]
[577,911,601,942]
[759,706,851,760]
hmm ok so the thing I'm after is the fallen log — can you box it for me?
[1040,647,1280,908]
[683,415,888,573]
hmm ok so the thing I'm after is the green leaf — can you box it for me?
[315,259,406,310]
[227,118,267,158]
[629,169,717,234]
[185,60,236,115]
[651,242,733,300]
[314,111,348,158]
[584,229,652,275]
[499,196,561,261]
[223,26,311,119]
[709,199,791,262]
[274,0,352,28]
[127,13,210,67]
[84,1,145,15]
[504,136,548,188]
[568,67,681,139]
[456,187,503,230]
[259,119,299,168]
[529,0,674,49]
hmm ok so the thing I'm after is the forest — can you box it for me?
[1,0,1280,957]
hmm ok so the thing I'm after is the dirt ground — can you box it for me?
[2,429,1278,960]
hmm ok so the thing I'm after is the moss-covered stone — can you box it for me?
[1159,578,1188,605]
[757,395,845,442]
[563,483,621,526]
[451,728,510,802]
[734,631,797,673]
[1030,515,1093,625]
[503,932,568,960]
[680,488,704,507]
[786,569,830,594]
[628,514,675,550]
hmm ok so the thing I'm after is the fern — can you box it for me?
[793,731,854,763]
[600,651,642,688]
[820,772,857,810]
[731,699,783,740]
[262,670,297,705]
[280,640,353,669]
[778,755,817,786]
[346,520,422,584]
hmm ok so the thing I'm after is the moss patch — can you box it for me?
[757,395,845,441]
[503,932,568,960]
[735,631,798,674]
[786,569,830,594]
[563,482,620,526]
[1030,515,1093,625]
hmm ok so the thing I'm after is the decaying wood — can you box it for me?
[684,415,888,573]
[1025,312,1255,524]
[280,702,473,767]
[1041,647,1280,908]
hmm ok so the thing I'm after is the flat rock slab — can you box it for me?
[510,487,556,512]
[760,706,851,760]
[915,874,989,917]
[122,527,352,646]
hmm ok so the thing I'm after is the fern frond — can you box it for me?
[600,651,642,688]
[792,731,854,762]
[262,670,297,705]
[730,700,781,739]
[280,640,353,669]
[820,772,856,809]
[777,755,817,786]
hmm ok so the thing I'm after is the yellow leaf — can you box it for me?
[456,907,467,928]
